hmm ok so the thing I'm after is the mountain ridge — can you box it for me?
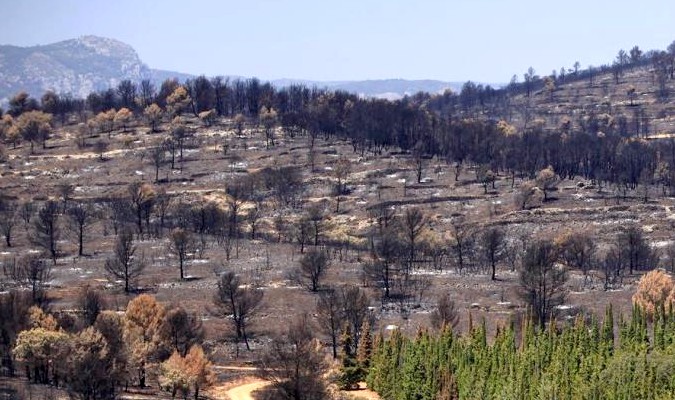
[0,36,152,102]
[0,35,499,103]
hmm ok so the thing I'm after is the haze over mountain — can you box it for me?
[0,36,152,102]
[0,36,488,104]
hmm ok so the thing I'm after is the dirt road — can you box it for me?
[224,379,270,400]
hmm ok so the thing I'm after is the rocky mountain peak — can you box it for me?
[0,36,151,103]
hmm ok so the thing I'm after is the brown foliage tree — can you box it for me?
[159,345,214,399]
[62,327,115,399]
[114,107,133,132]
[535,166,558,201]
[95,109,116,135]
[15,110,52,153]
[123,294,167,388]
[144,103,163,132]
[13,327,68,384]
[94,311,128,387]
[632,269,675,320]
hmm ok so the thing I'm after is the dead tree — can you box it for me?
[519,239,568,328]
[4,254,52,305]
[32,201,60,264]
[430,293,460,330]
[149,146,166,183]
[0,204,17,247]
[316,289,344,359]
[212,271,263,351]
[258,314,328,399]
[67,202,95,256]
[104,230,144,293]
[478,227,505,280]
[295,248,329,292]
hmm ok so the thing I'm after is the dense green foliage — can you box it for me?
[366,306,675,400]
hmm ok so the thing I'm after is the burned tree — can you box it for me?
[316,289,344,359]
[212,271,263,350]
[149,146,166,183]
[306,204,327,247]
[558,230,597,287]
[67,202,95,256]
[128,182,155,235]
[340,285,370,352]
[168,228,197,280]
[161,305,205,357]
[258,314,328,400]
[450,219,475,273]
[616,225,658,275]
[478,226,505,280]
[294,217,312,254]
[77,285,105,327]
[519,239,568,328]
[295,248,330,292]
[401,207,426,273]
[56,183,74,211]
[32,201,60,264]
[0,203,17,247]
[332,157,352,213]
[363,227,403,299]
[104,230,144,293]
[4,254,52,305]
[430,293,460,331]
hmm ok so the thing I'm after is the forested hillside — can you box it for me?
[3,39,675,400]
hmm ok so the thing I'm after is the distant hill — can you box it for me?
[149,68,196,86]
[0,35,498,104]
[0,36,152,103]
[270,78,471,99]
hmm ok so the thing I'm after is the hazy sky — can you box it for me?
[3,0,675,83]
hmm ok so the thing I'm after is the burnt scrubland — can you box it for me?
[3,42,675,399]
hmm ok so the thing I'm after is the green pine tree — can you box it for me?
[338,324,362,390]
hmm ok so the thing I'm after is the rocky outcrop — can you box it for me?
[0,35,151,103]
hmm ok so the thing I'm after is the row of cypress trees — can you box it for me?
[364,305,675,400]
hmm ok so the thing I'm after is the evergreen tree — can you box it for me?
[338,325,361,390]
[356,320,372,371]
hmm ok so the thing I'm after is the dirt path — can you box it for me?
[224,379,271,400]
[342,382,382,400]
[218,378,381,400]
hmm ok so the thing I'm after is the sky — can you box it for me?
[2,0,675,83]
